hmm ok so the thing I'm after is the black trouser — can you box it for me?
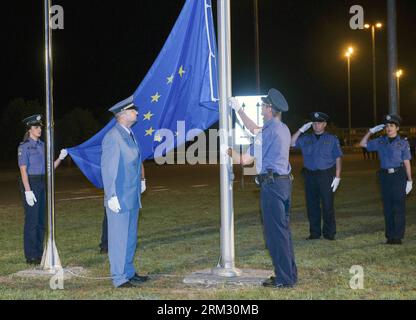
[302,167,336,238]
[100,208,108,250]
[379,167,407,240]
[19,175,46,260]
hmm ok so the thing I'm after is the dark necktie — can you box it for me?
[130,131,137,145]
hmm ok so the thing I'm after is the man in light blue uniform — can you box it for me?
[360,114,413,245]
[101,102,149,288]
[228,89,297,288]
[291,112,343,240]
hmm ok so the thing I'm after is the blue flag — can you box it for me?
[68,0,219,188]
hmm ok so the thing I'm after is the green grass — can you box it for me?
[0,156,415,299]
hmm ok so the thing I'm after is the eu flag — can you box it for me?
[67,0,219,188]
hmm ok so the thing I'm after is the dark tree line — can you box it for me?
[1,98,102,165]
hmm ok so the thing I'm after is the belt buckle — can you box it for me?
[388,168,395,174]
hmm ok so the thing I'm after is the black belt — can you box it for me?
[379,166,403,174]
[256,172,292,185]
[302,167,335,175]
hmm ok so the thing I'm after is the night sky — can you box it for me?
[3,0,416,128]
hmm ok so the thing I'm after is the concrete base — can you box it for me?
[183,269,273,286]
[13,266,86,281]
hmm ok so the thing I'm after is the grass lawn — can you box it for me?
[0,155,415,299]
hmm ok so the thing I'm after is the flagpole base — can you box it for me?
[211,266,242,278]
[41,238,62,272]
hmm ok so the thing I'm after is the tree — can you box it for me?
[55,108,101,150]
[0,98,43,163]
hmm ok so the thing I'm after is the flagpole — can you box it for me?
[41,0,62,271]
[213,0,241,277]
[387,0,398,114]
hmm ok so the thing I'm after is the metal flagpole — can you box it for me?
[387,0,398,115]
[41,0,62,271]
[212,0,241,277]
[253,0,260,94]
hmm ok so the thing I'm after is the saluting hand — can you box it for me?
[25,191,37,207]
[369,124,385,134]
[299,122,313,134]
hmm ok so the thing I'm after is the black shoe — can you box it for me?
[262,277,276,286]
[391,239,402,245]
[100,247,108,254]
[26,258,41,265]
[130,273,150,284]
[118,281,139,288]
[262,281,294,289]
[386,239,394,245]
[306,235,320,240]
[324,235,335,241]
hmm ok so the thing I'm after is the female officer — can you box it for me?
[17,114,68,265]
[359,114,413,245]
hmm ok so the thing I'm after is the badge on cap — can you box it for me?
[314,113,319,119]
[386,115,391,121]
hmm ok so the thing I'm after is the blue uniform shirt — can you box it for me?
[17,138,45,175]
[248,118,292,175]
[366,135,412,169]
[294,132,343,171]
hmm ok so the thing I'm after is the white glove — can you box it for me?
[228,97,242,113]
[299,122,313,134]
[369,124,385,134]
[141,179,146,194]
[25,191,37,207]
[108,196,121,213]
[59,149,68,160]
[331,177,341,193]
[406,181,413,195]
[220,144,231,157]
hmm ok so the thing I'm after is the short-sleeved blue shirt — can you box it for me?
[294,132,343,171]
[17,138,45,175]
[366,135,412,169]
[248,118,292,175]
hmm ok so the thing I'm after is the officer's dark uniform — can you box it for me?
[294,112,343,240]
[251,89,297,287]
[366,115,412,244]
[17,115,46,264]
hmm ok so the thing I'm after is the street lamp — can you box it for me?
[364,22,383,125]
[396,69,403,115]
[345,47,354,146]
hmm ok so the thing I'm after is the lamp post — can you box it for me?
[396,69,403,115]
[364,23,383,125]
[345,47,354,146]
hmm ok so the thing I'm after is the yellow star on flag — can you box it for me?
[167,75,174,84]
[154,134,162,142]
[145,127,155,136]
[178,66,186,78]
[143,111,154,121]
[151,92,161,103]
